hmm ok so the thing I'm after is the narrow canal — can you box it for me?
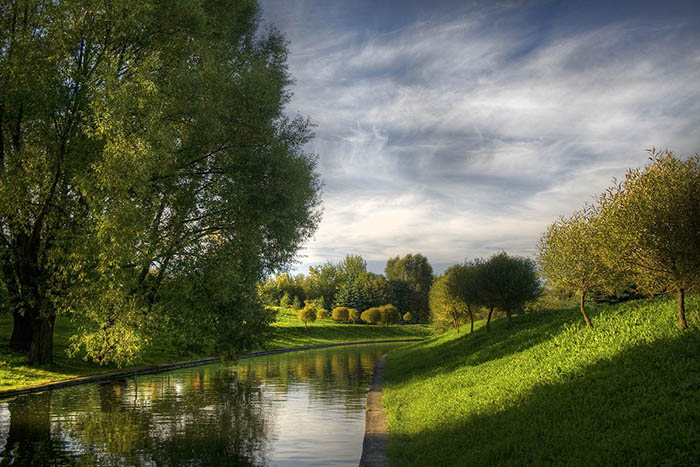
[0,343,400,466]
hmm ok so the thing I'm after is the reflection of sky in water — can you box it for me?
[0,403,9,456]
[0,344,399,466]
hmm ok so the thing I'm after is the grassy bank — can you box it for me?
[0,306,428,392]
[383,296,700,466]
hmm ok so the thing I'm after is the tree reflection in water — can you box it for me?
[0,344,395,466]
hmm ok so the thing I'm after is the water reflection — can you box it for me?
[0,344,396,466]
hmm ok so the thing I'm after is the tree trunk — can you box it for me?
[468,305,473,334]
[453,316,459,333]
[29,313,55,364]
[579,291,593,328]
[10,310,33,352]
[678,288,687,330]
[506,310,513,329]
[486,307,494,332]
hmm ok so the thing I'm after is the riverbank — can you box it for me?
[383,295,700,466]
[0,307,429,392]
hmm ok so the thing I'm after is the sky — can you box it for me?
[259,0,700,276]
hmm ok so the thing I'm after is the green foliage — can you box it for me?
[333,276,379,312]
[384,295,700,466]
[429,274,468,332]
[597,150,700,329]
[477,252,541,329]
[0,0,321,364]
[380,304,401,326]
[280,293,291,308]
[348,308,361,323]
[296,306,317,331]
[402,312,413,323]
[387,279,414,317]
[386,254,434,322]
[332,307,350,323]
[292,296,302,311]
[361,307,382,325]
[538,208,624,327]
[307,262,343,308]
[260,273,307,306]
[315,307,329,321]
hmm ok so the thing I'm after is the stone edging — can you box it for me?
[359,354,390,467]
[0,339,423,399]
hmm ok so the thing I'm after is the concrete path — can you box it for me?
[359,355,391,467]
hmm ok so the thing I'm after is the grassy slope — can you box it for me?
[0,306,428,392]
[383,296,700,466]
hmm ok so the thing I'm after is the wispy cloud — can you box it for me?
[261,0,700,274]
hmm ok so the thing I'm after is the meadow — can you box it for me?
[383,295,700,466]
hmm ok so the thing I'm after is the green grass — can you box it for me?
[266,306,429,349]
[0,306,428,392]
[383,296,700,466]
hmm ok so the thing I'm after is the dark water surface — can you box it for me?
[0,343,399,466]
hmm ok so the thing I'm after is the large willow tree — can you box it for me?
[0,0,321,364]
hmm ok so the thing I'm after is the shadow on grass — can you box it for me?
[389,331,700,466]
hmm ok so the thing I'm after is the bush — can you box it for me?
[316,307,329,320]
[280,292,291,308]
[361,307,382,325]
[380,304,400,326]
[348,308,361,323]
[403,312,413,323]
[296,306,317,330]
[332,307,350,322]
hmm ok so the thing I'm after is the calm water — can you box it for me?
[0,344,399,466]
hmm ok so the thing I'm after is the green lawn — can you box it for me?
[383,295,700,466]
[0,306,428,392]
[266,306,429,349]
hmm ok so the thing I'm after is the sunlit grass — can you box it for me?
[383,295,700,466]
[0,306,428,392]
[266,306,429,349]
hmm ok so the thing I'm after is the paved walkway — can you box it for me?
[359,355,391,467]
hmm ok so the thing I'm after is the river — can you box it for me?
[0,343,400,466]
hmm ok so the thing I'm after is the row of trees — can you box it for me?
[430,253,540,332]
[538,150,700,329]
[0,1,321,364]
[259,253,434,321]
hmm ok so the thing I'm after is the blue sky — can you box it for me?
[260,0,700,276]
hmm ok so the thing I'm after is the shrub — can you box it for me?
[361,307,382,325]
[380,304,400,326]
[296,306,317,330]
[348,308,361,323]
[316,307,329,320]
[332,307,350,322]
[403,312,413,323]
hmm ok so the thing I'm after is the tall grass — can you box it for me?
[383,295,700,466]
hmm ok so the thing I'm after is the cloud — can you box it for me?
[261,1,700,275]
